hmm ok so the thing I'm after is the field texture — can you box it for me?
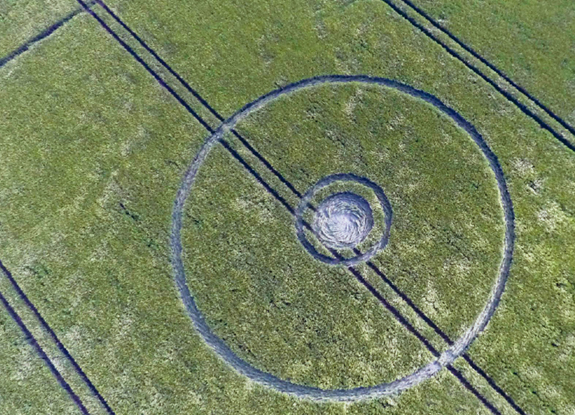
[1,0,574,414]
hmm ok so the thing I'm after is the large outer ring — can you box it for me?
[170,75,515,402]
[295,173,393,266]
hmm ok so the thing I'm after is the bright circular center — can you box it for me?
[312,192,374,249]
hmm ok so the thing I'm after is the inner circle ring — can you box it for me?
[295,173,393,266]
[170,75,515,402]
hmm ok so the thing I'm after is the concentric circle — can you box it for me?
[170,75,515,402]
[295,173,393,266]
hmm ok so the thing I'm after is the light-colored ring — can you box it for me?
[170,75,515,402]
[295,173,393,266]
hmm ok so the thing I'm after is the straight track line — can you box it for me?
[221,141,501,412]
[0,260,115,414]
[0,1,95,70]
[2,0,515,410]
[91,0,303,199]
[1,3,114,412]
[379,0,575,153]
[397,0,575,138]
[129,14,525,404]
[363,260,527,414]
[351,270,501,414]
[0,287,89,414]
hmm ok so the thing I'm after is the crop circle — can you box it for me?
[313,192,374,249]
[295,173,393,266]
[170,75,515,402]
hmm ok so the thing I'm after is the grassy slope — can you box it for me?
[412,0,575,125]
[0,0,77,59]
[0,0,573,414]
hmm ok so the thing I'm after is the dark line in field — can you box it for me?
[189,117,499,408]
[78,0,301,205]
[379,0,575,153]
[0,288,89,414]
[351,269,439,354]
[76,0,214,134]
[0,4,115,411]
[219,140,295,214]
[0,2,95,70]
[229,130,304,198]
[174,73,515,406]
[351,270,501,414]
[0,260,116,415]
[76,0,296,209]
[92,0,303,199]
[80,3,507,409]
[92,0,215,115]
[465,357,527,415]
[0,4,549,409]
[395,0,575,138]
[191,140,501,407]
[319,215,500,413]
[364,261,527,414]
[365,261,453,343]
[446,365,502,414]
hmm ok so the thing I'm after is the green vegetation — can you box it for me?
[0,0,76,58]
[0,310,78,415]
[414,0,575,124]
[227,83,502,341]
[0,0,574,414]
[184,144,431,390]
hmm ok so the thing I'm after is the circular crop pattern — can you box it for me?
[313,192,374,249]
[170,75,514,402]
[295,173,393,266]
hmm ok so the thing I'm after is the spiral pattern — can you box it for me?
[312,192,374,249]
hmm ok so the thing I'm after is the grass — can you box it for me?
[0,304,78,415]
[183,144,432,390]
[0,0,574,413]
[0,0,77,59]
[228,83,503,340]
[413,0,575,125]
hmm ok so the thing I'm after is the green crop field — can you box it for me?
[0,0,574,414]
